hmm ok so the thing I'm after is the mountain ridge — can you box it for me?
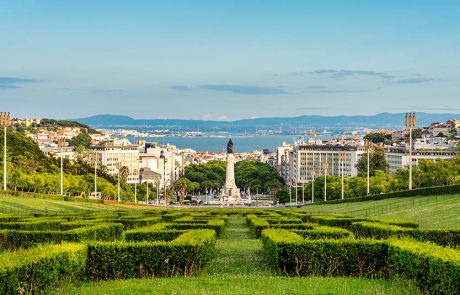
[73,112,459,132]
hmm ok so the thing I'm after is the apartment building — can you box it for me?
[385,146,458,174]
[90,141,141,184]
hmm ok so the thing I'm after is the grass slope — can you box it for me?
[0,196,111,213]
[54,215,419,295]
[302,194,460,229]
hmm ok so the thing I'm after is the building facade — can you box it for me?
[385,147,458,174]
[277,143,366,185]
[90,141,141,184]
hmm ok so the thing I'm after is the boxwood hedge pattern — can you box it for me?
[0,208,459,294]
[86,229,216,280]
[259,209,460,295]
[0,210,227,293]
[0,243,87,295]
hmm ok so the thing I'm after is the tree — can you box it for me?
[364,133,391,144]
[68,132,92,148]
[119,166,130,182]
[270,181,280,205]
[174,178,191,204]
[356,145,389,176]
[276,189,289,204]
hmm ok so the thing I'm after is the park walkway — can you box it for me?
[204,214,274,277]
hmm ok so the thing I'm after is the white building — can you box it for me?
[274,142,294,181]
[286,144,366,185]
[90,141,141,184]
[385,146,458,174]
[139,142,194,187]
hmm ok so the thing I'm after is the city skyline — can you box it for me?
[1,0,459,119]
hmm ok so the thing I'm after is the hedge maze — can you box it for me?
[0,210,225,294]
[248,211,460,295]
[0,208,459,294]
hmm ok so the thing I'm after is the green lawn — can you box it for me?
[53,215,420,295]
[301,194,460,229]
[0,195,113,213]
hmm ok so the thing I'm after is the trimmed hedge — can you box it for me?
[309,215,369,229]
[125,223,184,242]
[0,243,86,294]
[292,226,353,240]
[262,229,460,294]
[389,239,460,295]
[0,223,123,250]
[316,184,460,205]
[169,219,226,236]
[351,222,460,248]
[261,229,388,277]
[162,212,187,222]
[249,218,270,238]
[0,220,64,231]
[114,216,162,230]
[86,229,216,280]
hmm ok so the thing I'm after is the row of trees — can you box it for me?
[175,160,285,196]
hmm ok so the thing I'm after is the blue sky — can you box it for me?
[0,0,459,120]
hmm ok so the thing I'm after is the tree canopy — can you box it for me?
[356,145,389,176]
[178,160,284,194]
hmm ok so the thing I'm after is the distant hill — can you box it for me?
[74,112,459,133]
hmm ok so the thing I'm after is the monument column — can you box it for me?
[221,139,241,203]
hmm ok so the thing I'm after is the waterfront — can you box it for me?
[125,134,335,152]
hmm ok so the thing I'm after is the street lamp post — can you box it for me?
[311,153,315,204]
[146,181,149,205]
[302,184,305,205]
[365,139,371,195]
[295,183,298,205]
[160,150,166,206]
[289,183,292,206]
[340,152,345,199]
[94,151,98,198]
[59,138,65,196]
[405,112,416,190]
[323,159,327,202]
[1,112,10,190]
[311,171,315,204]
[116,162,121,202]
[156,181,160,205]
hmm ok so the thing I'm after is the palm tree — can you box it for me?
[119,166,130,182]
[99,165,108,175]
[174,178,189,204]
[270,181,280,206]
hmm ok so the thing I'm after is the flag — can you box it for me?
[310,130,317,140]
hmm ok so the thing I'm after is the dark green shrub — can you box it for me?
[0,243,86,295]
[169,219,225,236]
[351,222,460,248]
[261,229,388,277]
[86,229,216,280]
[0,223,123,249]
[0,220,63,231]
[114,216,162,230]
[292,226,353,240]
[125,223,186,242]
[389,239,460,295]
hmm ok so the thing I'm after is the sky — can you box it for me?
[0,0,459,120]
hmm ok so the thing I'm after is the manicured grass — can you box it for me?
[302,194,460,229]
[54,276,418,295]
[53,215,421,295]
[204,215,274,276]
[0,195,110,213]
